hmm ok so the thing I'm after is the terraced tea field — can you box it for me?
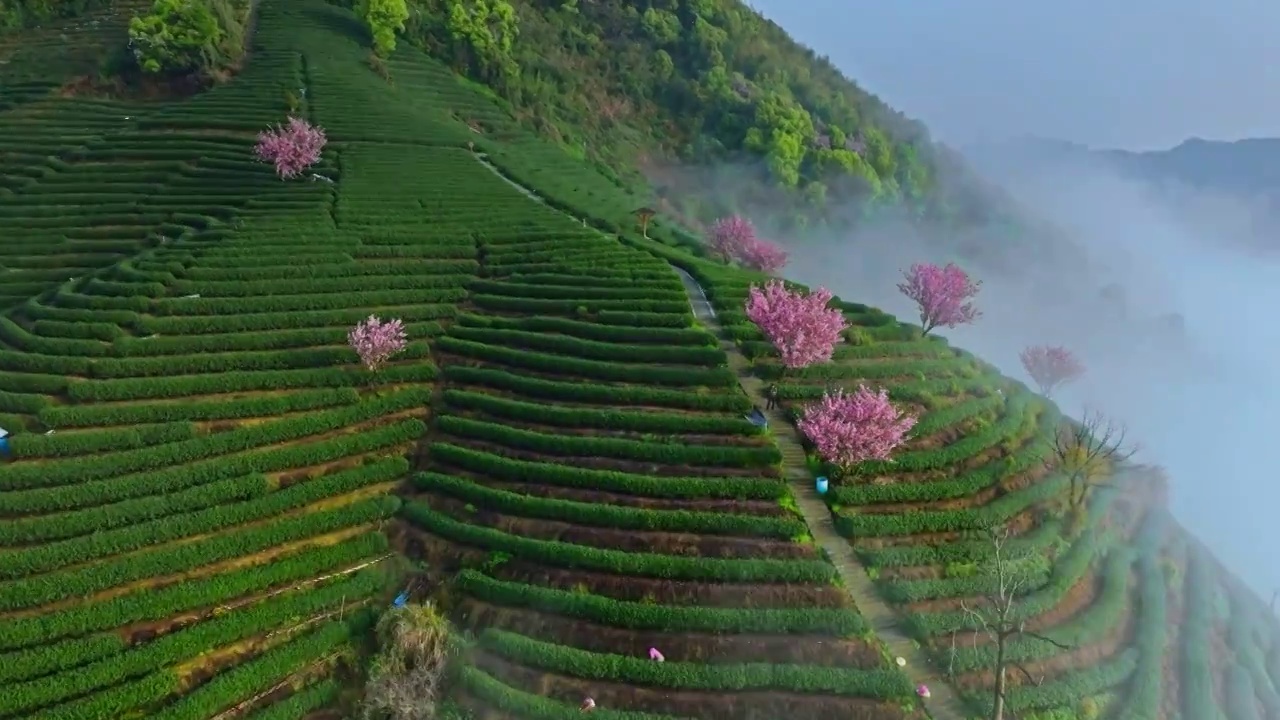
[686,269,1280,719]
[2,0,1280,718]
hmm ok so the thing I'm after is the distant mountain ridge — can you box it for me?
[968,134,1280,193]
[964,135,1280,253]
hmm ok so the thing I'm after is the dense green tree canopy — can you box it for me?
[125,0,246,76]
[0,0,107,32]
[379,0,1009,232]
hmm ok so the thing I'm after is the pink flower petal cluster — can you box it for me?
[709,215,754,260]
[897,262,982,335]
[255,116,327,179]
[797,385,918,470]
[739,236,788,273]
[1019,344,1084,397]
[708,215,788,273]
[348,315,407,372]
[744,280,848,369]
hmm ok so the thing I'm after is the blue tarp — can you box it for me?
[745,408,768,428]
[392,589,410,607]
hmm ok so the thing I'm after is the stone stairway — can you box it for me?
[673,268,972,720]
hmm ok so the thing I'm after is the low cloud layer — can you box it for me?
[770,149,1279,596]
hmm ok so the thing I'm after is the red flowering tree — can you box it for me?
[255,116,328,179]
[797,385,918,474]
[1020,345,1084,398]
[348,315,407,372]
[740,237,789,274]
[709,215,755,262]
[897,262,982,336]
[744,280,848,371]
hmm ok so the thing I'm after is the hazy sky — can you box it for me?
[733,1,1280,593]
[748,0,1280,149]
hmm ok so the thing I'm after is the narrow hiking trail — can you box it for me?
[672,268,970,720]
[472,153,970,719]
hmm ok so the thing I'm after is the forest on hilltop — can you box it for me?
[4,0,1037,240]
[333,0,1024,234]
[0,0,106,31]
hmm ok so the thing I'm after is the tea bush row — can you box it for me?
[456,570,862,635]
[417,473,802,539]
[0,420,420,515]
[0,389,427,489]
[2,460,404,577]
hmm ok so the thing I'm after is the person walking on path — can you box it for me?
[765,383,779,410]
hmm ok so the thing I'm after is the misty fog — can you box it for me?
[776,151,1280,597]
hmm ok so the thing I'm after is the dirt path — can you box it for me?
[468,153,971,720]
[671,267,970,720]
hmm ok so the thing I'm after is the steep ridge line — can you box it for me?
[471,152,968,720]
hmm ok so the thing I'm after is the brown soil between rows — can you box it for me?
[435,435,779,480]
[852,462,1050,517]
[46,387,342,413]
[435,352,730,397]
[272,444,414,489]
[852,504,1040,551]
[442,344,721,373]
[397,529,847,610]
[855,427,1036,487]
[1,524,374,620]
[474,652,921,720]
[119,553,393,645]
[9,406,424,476]
[954,572,1136,689]
[426,494,814,559]
[445,405,770,447]
[764,356,964,373]
[231,659,337,719]
[466,478,790,517]
[908,537,1103,622]
[443,380,743,417]
[774,371,974,393]
[458,599,883,668]
[27,484,392,582]
[904,414,990,454]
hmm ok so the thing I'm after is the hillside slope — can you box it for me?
[329,0,1035,236]
[0,2,1278,720]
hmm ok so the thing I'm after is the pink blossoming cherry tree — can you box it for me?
[348,315,407,372]
[744,280,848,371]
[797,385,918,475]
[255,116,328,179]
[897,262,982,336]
[709,215,788,274]
[1020,345,1084,398]
[709,215,755,262]
[739,236,789,274]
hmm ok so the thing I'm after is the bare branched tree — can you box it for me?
[1047,408,1138,510]
[360,603,452,720]
[960,525,1073,720]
